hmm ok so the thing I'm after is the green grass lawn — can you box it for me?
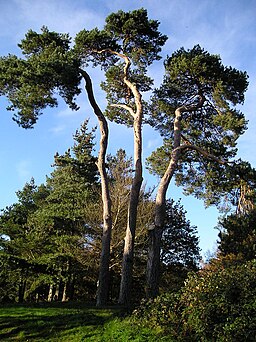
[0,302,169,341]
[0,302,123,341]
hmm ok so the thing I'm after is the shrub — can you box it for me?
[133,292,184,340]
[133,260,256,341]
[180,260,256,341]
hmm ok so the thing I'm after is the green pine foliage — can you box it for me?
[0,27,81,128]
[0,145,201,304]
[0,9,255,341]
[147,45,249,207]
[218,210,256,260]
[0,121,100,303]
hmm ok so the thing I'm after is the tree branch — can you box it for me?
[178,92,205,114]
[93,48,127,60]
[93,48,142,118]
[110,103,135,118]
[173,143,229,165]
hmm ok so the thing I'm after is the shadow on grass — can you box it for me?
[0,302,123,341]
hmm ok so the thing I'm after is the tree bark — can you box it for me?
[92,49,143,306]
[80,69,112,306]
[146,95,205,298]
[54,280,61,301]
[18,278,26,303]
[146,226,163,298]
[117,57,143,306]
[62,283,68,302]
[48,284,54,302]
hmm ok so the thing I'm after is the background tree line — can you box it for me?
[0,120,200,303]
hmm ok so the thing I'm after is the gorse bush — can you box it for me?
[181,260,256,341]
[133,260,256,341]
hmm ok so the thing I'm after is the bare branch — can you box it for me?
[110,103,135,118]
[93,48,142,118]
[178,93,205,114]
[93,48,127,60]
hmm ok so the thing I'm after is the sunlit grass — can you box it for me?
[0,302,170,341]
[0,302,120,341]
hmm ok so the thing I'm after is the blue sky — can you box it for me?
[0,0,255,257]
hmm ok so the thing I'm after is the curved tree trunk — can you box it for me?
[118,119,143,306]
[146,108,182,298]
[80,69,112,306]
[146,95,205,298]
[90,49,144,306]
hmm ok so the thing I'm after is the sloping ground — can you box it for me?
[0,302,165,341]
[0,302,120,341]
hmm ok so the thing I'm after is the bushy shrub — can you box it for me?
[133,292,184,340]
[133,260,256,341]
[181,260,256,341]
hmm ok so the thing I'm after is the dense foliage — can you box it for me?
[0,122,100,303]
[0,123,200,304]
[132,260,256,341]
[218,209,256,260]
[147,45,248,208]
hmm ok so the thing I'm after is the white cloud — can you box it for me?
[49,124,66,135]
[16,159,32,181]
[57,107,79,118]
[146,138,161,150]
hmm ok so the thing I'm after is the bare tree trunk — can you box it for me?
[146,148,180,298]
[69,274,75,301]
[118,163,143,305]
[117,58,143,306]
[18,278,26,303]
[146,226,163,298]
[48,284,54,302]
[54,281,60,301]
[88,49,143,306]
[62,283,68,302]
[80,69,112,306]
[146,97,205,298]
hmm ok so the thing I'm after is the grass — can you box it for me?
[0,302,123,341]
[0,302,170,341]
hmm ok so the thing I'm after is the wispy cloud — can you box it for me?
[146,138,162,150]
[16,159,32,181]
[49,124,66,135]
[57,107,79,118]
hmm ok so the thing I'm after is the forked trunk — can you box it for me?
[118,97,143,306]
